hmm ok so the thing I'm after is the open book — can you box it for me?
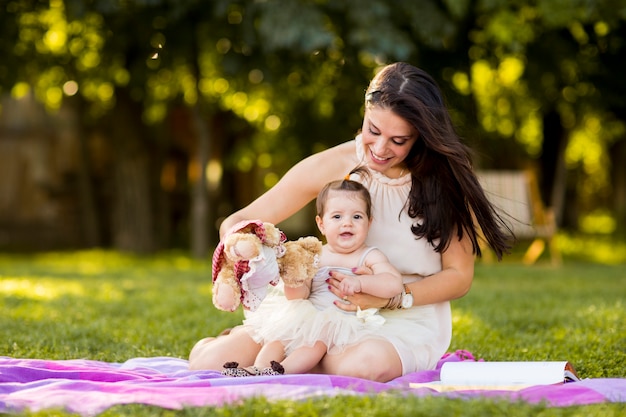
[411,361,580,392]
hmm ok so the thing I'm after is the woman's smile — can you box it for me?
[361,106,417,177]
[369,149,392,163]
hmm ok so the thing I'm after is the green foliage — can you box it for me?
[254,1,334,52]
[1,0,626,251]
[0,249,624,416]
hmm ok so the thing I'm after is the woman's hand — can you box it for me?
[327,267,388,312]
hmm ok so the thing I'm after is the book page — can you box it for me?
[438,361,573,386]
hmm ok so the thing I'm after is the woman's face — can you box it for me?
[361,105,417,177]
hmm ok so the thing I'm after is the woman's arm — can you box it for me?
[330,233,474,310]
[409,232,474,305]
[219,141,358,238]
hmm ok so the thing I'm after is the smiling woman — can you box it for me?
[189,62,514,381]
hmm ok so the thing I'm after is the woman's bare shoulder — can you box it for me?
[292,140,359,181]
[306,140,357,163]
[221,139,360,233]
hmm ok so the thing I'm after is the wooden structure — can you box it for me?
[477,170,561,265]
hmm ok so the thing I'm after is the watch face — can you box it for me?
[401,293,413,309]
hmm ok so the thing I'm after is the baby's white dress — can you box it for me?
[244,247,386,355]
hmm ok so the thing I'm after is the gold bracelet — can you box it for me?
[391,294,402,309]
[384,294,401,310]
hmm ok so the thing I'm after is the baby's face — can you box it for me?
[316,191,370,254]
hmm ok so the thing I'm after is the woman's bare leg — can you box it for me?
[312,339,402,382]
[188,326,262,370]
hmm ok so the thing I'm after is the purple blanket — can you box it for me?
[1,351,624,415]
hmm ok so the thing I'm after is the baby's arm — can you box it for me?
[338,249,403,297]
[284,281,311,300]
[337,276,362,295]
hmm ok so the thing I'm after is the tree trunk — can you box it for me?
[190,104,210,259]
[188,16,212,259]
[611,138,626,237]
[152,125,172,250]
[541,110,569,228]
[108,88,155,253]
[63,97,102,247]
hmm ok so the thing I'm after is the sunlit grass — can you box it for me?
[451,262,626,379]
[0,278,88,300]
[0,248,624,416]
[0,250,237,361]
[486,232,626,265]
[557,233,626,264]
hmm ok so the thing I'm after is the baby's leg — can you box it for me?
[254,340,286,368]
[188,326,261,370]
[280,341,327,374]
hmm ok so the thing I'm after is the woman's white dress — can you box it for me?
[244,134,451,374]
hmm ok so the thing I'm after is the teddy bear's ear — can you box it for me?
[223,232,242,247]
[260,222,285,247]
[298,236,323,253]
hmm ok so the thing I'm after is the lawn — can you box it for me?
[0,238,624,416]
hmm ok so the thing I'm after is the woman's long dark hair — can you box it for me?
[365,62,512,259]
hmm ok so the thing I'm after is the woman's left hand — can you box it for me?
[327,268,387,312]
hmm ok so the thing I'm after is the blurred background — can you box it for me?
[0,0,624,259]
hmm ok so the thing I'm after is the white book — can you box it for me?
[411,361,580,392]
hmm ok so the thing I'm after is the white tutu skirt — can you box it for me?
[244,296,385,354]
[242,287,446,373]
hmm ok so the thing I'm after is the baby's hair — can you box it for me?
[316,170,372,218]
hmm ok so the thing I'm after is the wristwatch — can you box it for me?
[400,284,413,309]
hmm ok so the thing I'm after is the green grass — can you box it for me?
[0,247,624,416]
[454,262,625,379]
[0,251,242,361]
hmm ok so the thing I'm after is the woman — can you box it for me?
[188,62,511,382]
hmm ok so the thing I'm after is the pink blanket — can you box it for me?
[1,351,624,415]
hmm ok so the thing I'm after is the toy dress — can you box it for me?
[243,247,385,355]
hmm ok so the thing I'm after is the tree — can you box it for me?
[459,0,626,232]
[2,0,625,255]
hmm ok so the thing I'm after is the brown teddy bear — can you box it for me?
[211,220,322,312]
[279,236,323,288]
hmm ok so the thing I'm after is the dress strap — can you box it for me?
[357,246,377,267]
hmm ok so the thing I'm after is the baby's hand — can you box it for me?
[338,276,361,296]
